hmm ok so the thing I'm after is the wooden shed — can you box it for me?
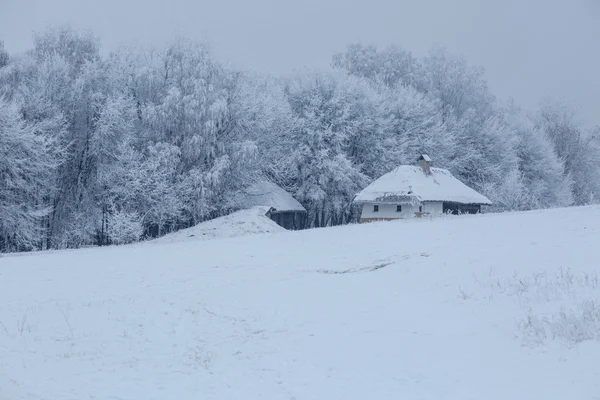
[240,181,307,230]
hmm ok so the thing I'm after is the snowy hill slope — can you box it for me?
[1,206,600,399]
[153,206,284,244]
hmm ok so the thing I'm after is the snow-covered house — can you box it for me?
[240,181,307,230]
[354,155,492,222]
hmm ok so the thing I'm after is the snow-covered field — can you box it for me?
[2,206,600,399]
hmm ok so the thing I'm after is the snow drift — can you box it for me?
[153,206,284,244]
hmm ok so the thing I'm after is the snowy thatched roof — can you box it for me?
[240,181,306,212]
[354,165,492,205]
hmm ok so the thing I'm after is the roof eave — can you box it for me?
[271,208,307,213]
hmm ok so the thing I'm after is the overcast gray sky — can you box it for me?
[1,0,599,126]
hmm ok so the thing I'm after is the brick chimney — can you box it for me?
[417,154,432,175]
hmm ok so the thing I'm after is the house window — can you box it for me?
[373,204,379,212]
[396,205,402,212]
[419,205,423,213]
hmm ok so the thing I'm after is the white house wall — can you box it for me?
[361,203,419,219]
[360,201,443,220]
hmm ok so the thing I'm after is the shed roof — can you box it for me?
[240,181,306,212]
[354,165,492,205]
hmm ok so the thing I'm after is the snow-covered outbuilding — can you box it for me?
[240,181,307,230]
[354,155,492,222]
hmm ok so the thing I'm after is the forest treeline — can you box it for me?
[1,27,599,252]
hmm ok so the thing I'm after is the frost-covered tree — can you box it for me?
[491,169,533,211]
[379,85,456,175]
[32,27,99,71]
[92,94,140,244]
[283,72,371,226]
[332,44,422,89]
[503,103,573,209]
[105,209,143,245]
[5,26,107,247]
[457,114,519,205]
[125,40,259,227]
[537,98,600,204]
[0,98,64,252]
[421,46,495,121]
[0,41,8,69]
[230,73,297,186]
